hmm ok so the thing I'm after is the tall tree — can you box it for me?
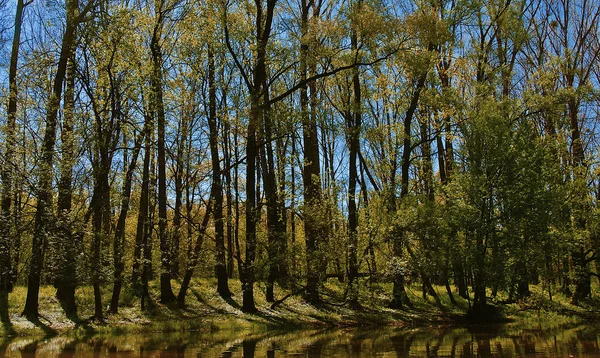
[208,45,232,300]
[22,0,95,319]
[346,0,363,307]
[544,0,600,305]
[224,0,277,312]
[150,0,176,304]
[110,128,145,313]
[1,0,31,323]
[54,21,78,315]
[300,0,326,304]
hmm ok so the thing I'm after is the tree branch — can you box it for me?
[267,48,401,106]
[222,2,252,91]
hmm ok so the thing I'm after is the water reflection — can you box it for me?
[1,324,599,357]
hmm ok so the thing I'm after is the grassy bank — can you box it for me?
[1,278,598,338]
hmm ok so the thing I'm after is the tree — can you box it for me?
[346,0,363,307]
[208,44,232,300]
[54,14,77,315]
[110,128,145,313]
[542,0,600,305]
[299,0,326,304]
[1,0,32,323]
[22,0,95,319]
[150,0,177,304]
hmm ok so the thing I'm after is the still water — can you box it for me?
[2,324,600,357]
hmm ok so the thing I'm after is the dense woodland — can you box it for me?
[0,0,599,323]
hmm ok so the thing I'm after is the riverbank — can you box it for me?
[1,278,598,338]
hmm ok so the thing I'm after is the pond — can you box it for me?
[2,324,600,357]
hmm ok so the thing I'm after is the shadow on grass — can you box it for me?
[189,286,232,314]
[223,296,242,311]
[1,319,16,336]
[139,295,159,317]
[245,308,295,328]
[24,315,57,337]
[58,299,96,335]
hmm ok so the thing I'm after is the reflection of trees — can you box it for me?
[475,336,491,356]
[0,325,598,356]
[511,334,536,355]
[578,328,600,354]
[304,337,331,356]
[346,336,363,357]
[242,339,258,358]
[462,340,473,357]
[450,335,459,356]
[58,339,78,357]
[427,328,452,356]
[390,332,415,357]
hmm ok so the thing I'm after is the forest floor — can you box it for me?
[1,278,599,338]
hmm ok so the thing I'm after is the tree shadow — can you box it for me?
[1,320,16,336]
[186,286,233,314]
[59,299,81,324]
[223,296,242,311]
[63,310,97,336]
[25,315,57,337]
[139,294,158,316]
[244,309,292,327]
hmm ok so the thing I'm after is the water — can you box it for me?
[2,324,600,357]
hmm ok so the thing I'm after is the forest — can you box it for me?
[0,0,599,326]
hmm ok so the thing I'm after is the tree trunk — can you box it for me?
[110,129,144,314]
[568,97,591,305]
[242,92,259,312]
[171,110,187,278]
[347,17,362,306]
[1,0,28,322]
[260,75,285,303]
[227,0,277,313]
[208,46,231,300]
[224,117,235,278]
[132,113,152,289]
[300,0,325,304]
[389,69,427,310]
[23,0,80,319]
[141,136,155,309]
[178,198,212,306]
[150,12,176,303]
[91,115,114,321]
[55,34,77,315]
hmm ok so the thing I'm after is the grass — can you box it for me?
[1,277,598,339]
